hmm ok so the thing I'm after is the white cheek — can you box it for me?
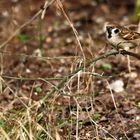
[105,32,109,38]
[108,35,123,46]
[112,32,119,37]
[108,36,135,49]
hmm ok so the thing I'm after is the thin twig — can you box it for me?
[57,0,85,60]
[127,55,131,73]
[0,75,63,81]
[41,0,56,19]
[0,50,81,60]
[0,11,41,49]
[107,80,129,139]
[0,0,56,49]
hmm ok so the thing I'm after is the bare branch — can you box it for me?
[41,49,140,104]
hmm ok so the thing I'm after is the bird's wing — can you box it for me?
[120,28,140,40]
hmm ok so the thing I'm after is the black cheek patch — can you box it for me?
[108,33,112,38]
[107,27,112,38]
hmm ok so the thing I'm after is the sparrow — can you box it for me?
[105,22,140,50]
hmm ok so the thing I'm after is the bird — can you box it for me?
[104,22,140,50]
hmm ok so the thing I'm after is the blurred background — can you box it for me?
[0,0,139,42]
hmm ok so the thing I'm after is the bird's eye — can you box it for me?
[114,29,119,34]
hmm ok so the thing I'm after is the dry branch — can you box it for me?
[41,49,140,104]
